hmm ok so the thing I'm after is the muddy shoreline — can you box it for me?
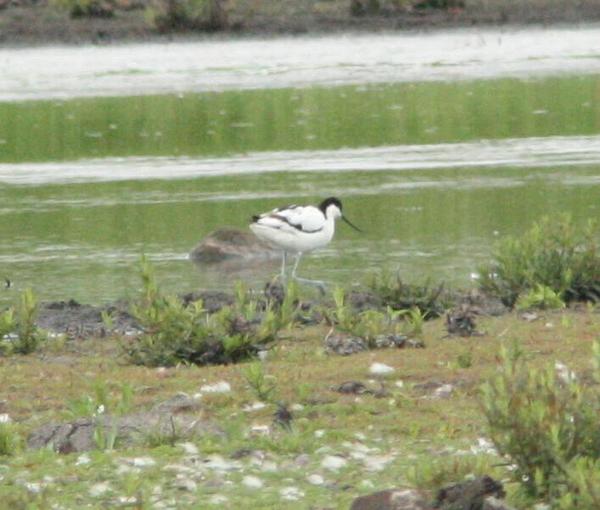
[1,1,600,47]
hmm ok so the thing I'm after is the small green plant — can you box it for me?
[0,289,46,355]
[481,341,600,501]
[516,284,566,310]
[456,349,473,369]
[125,258,280,367]
[401,306,427,337]
[67,380,133,419]
[325,287,404,345]
[480,216,600,307]
[0,423,23,456]
[368,269,449,318]
[242,361,278,403]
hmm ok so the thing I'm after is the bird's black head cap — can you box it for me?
[319,197,342,214]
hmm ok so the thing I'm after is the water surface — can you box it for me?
[1,30,600,304]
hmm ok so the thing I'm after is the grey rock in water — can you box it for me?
[189,228,278,263]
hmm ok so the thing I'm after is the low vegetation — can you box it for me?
[482,341,600,507]
[367,269,450,318]
[123,259,298,367]
[479,215,600,308]
[0,288,47,355]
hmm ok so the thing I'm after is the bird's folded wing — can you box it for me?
[257,205,324,233]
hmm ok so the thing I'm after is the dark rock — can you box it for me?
[189,228,278,263]
[28,393,222,453]
[180,290,234,313]
[351,489,433,510]
[346,290,383,312]
[445,304,482,337]
[273,402,293,430]
[324,332,368,356]
[334,381,368,394]
[264,281,286,306]
[434,475,505,509]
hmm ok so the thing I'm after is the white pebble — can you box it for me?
[280,486,304,501]
[307,474,324,485]
[75,453,91,466]
[209,495,228,505]
[0,414,11,424]
[243,402,267,412]
[369,362,395,375]
[178,442,199,455]
[321,455,347,471]
[132,457,156,468]
[200,381,231,393]
[89,482,111,497]
[314,429,325,438]
[242,475,264,489]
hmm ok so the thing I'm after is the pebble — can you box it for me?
[321,455,347,471]
[242,475,264,489]
[174,477,197,492]
[209,495,228,505]
[178,442,199,455]
[0,414,11,424]
[89,482,111,497]
[131,457,156,468]
[243,402,267,412]
[432,384,454,399]
[280,486,304,501]
[200,381,231,393]
[369,362,395,375]
[307,474,324,485]
[75,453,91,466]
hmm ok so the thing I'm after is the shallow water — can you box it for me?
[1,28,600,304]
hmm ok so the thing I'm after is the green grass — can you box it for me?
[2,306,600,507]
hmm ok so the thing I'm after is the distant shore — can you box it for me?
[1,0,599,47]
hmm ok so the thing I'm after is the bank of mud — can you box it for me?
[1,0,600,46]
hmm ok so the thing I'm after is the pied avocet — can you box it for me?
[250,197,361,289]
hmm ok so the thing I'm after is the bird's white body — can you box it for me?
[250,204,339,254]
[249,197,357,289]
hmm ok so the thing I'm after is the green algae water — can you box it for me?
[2,38,600,304]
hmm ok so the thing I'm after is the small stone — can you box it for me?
[369,362,395,375]
[0,414,11,424]
[307,474,324,485]
[432,384,454,399]
[89,482,111,497]
[76,453,91,465]
[178,442,199,455]
[174,477,197,492]
[314,429,325,438]
[131,457,156,468]
[209,495,228,505]
[242,475,263,489]
[321,455,347,471]
[200,381,231,393]
[280,486,304,501]
[243,402,267,412]
[351,488,430,510]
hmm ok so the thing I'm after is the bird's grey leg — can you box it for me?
[291,253,326,294]
[280,251,287,283]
